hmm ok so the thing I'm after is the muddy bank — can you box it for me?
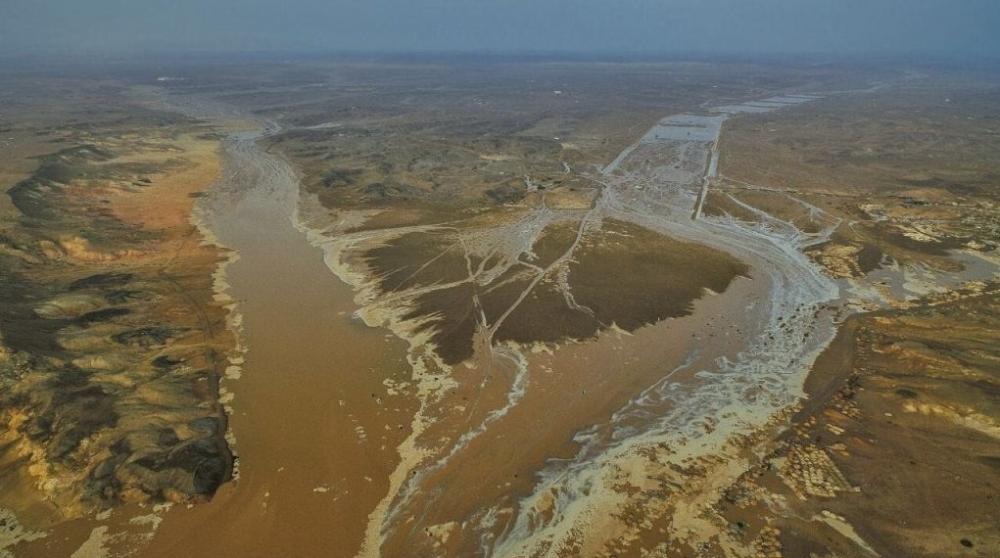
[6,92,416,557]
[277,90,846,556]
[135,109,415,558]
[5,87,421,556]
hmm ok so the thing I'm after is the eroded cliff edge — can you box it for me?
[0,80,235,519]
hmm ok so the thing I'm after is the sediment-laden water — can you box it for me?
[25,90,893,557]
[484,94,843,555]
[192,92,842,557]
[145,109,417,558]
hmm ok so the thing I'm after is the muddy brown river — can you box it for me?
[13,117,417,557]
[16,90,849,557]
[139,124,416,557]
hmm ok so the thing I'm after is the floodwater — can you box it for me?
[283,91,844,555]
[13,114,416,557]
[480,93,843,554]
[138,125,416,558]
[14,89,845,557]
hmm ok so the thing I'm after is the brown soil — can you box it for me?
[0,110,235,524]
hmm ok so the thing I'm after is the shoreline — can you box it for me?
[486,91,845,554]
[136,97,415,558]
[188,178,247,480]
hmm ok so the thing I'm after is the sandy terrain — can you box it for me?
[2,60,997,558]
[0,83,237,555]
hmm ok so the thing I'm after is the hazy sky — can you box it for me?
[3,0,1000,58]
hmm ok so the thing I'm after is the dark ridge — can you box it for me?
[103,289,142,304]
[131,437,230,497]
[152,355,184,369]
[77,307,131,324]
[69,272,135,291]
[7,180,64,220]
[363,181,420,201]
[42,381,118,461]
[112,326,175,348]
[320,168,363,188]
[856,243,885,274]
[485,182,526,204]
[872,226,968,257]
[0,277,71,356]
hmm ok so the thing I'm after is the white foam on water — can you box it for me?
[488,91,841,556]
